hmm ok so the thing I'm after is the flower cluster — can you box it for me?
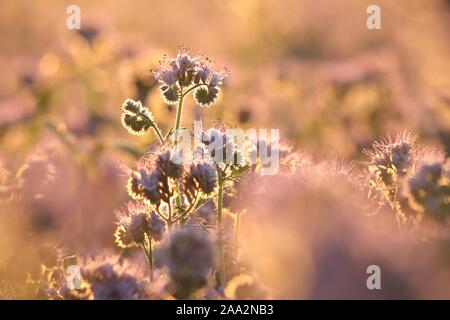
[126,149,183,208]
[126,149,218,214]
[73,252,148,300]
[153,48,229,107]
[115,49,250,295]
[408,162,450,222]
[158,228,216,298]
[364,132,417,221]
[364,132,450,228]
[114,202,166,248]
[120,99,163,141]
[365,132,416,192]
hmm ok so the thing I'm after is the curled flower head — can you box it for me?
[120,99,156,136]
[156,149,184,179]
[194,86,220,107]
[126,170,144,200]
[114,202,149,248]
[79,251,148,300]
[391,140,412,173]
[363,132,417,205]
[126,168,162,206]
[152,48,228,107]
[408,162,450,221]
[194,65,211,84]
[365,132,416,178]
[140,169,164,206]
[208,70,228,88]
[114,202,166,248]
[185,161,218,195]
[126,149,183,207]
[160,84,181,105]
[154,68,177,87]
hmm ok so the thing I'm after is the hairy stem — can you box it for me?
[151,125,164,144]
[139,112,164,144]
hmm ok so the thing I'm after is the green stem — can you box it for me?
[173,90,184,146]
[173,84,206,146]
[139,112,164,144]
[183,83,206,97]
[142,241,154,282]
[151,124,164,144]
[173,91,186,212]
[217,178,225,287]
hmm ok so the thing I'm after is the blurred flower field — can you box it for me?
[0,0,449,299]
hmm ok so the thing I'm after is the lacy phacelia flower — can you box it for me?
[152,48,228,107]
[114,202,166,248]
[194,68,228,107]
[365,132,416,179]
[115,202,149,248]
[160,228,215,298]
[141,169,166,205]
[79,252,148,300]
[127,150,184,207]
[364,132,416,202]
[156,150,184,179]
[408,162,450,221]
[184,161,218,195]
[126,170,144,200]
[127,168,164,206]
